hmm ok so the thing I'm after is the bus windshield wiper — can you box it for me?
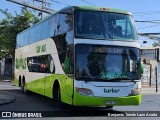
[93,77,112,81]
[109,77,136,83]
[77,76,110,82]
[77,76,96,82]
[77,76,136,83]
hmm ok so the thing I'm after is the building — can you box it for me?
[0,55,13,76]
[141,46,160,86]
[0,58,5,76]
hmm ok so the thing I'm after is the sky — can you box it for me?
[1,0,160,46]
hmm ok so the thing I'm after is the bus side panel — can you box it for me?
[14,76,19,87]
[14,73,74,105]
[65,77,74,105]
[45,75,74,105]
[44,74,74,105]
[44,74,66,100]
[27,80,36,92]
[44,75,56,98]
[36,74,45,95]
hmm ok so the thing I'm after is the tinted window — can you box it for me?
[27,55,55,73]
[74,10,138,40]
[58,10,73,35]
[49,15,58,37]
[29,27,35,44]
[75,44,141,80]
[41,20,49,39]
[34,24,41,42]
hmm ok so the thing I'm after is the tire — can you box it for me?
[21,80,25,93]
[106,106,113,109]
[21,80,29,94]
[53,85,61,105]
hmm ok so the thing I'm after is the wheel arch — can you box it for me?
[52,79,60,98]
[53,79,60,91]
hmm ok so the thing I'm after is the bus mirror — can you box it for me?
[140,63,144,74]
[64,58,72,74]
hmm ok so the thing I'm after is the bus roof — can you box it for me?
[60,6,131,15]
[17,6,131,37]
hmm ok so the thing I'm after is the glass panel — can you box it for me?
[29,27,35,44]
[17,35,22,47]
[41,20,49,39]
[27,55,54,73]
[23,31,29,46]
[58,11,73,35]
[49,16,56,37]
[34,24,41,42]
[74,10,138,40]
[75,44,141,81]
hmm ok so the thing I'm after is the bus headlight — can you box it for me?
[129,88,141,96]
[76,88,94,96]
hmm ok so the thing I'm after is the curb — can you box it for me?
[0,92,15,105]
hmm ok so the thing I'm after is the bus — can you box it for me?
[14,6,143,108]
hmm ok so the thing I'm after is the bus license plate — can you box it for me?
[106,101,116,105]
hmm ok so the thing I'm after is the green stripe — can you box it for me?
[15,74,74,105]
[14,75,141,106]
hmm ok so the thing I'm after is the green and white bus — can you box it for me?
[14,6,142,107]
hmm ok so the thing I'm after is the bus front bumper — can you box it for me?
[73,91,141,106]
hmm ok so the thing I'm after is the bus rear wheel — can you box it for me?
[21,80,25,93]
[21,80,29,94]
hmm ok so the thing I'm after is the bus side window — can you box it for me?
[27,55,55,74]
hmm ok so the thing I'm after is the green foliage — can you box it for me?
[0,9,39,60]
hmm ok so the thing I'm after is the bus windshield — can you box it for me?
[75,44,141,81]
[74,10,138,40]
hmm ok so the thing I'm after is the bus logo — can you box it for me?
[103,88,120,93]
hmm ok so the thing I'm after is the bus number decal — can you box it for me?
[36,44,46,53]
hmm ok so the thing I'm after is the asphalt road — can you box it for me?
[0,80,160,120]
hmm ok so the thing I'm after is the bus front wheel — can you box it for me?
[106,106,113,109]
[53,85,61,105]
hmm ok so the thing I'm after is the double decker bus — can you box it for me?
[14,6,143,108]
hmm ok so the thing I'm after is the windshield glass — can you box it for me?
[74,10,138,40]
[75,44,141,81]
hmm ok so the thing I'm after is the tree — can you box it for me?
[0,9,39,60]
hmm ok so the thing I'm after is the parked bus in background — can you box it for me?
[14,6,143,108]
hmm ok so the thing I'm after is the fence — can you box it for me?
[141,64,160,87]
